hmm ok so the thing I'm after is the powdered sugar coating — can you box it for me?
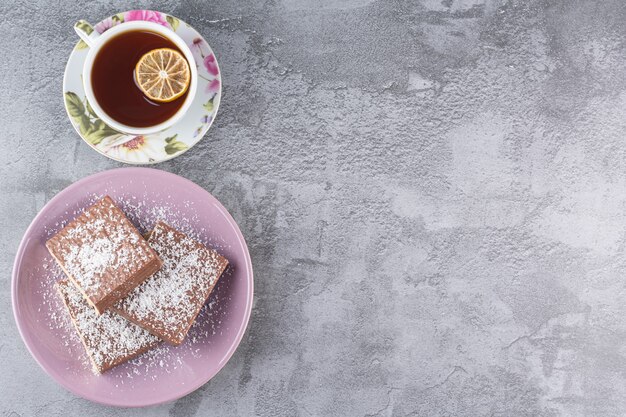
[36,253,230,379]
[114,221,228,345]
[56,280,160,374]
[36,191,235,378]
[46,196,161,312]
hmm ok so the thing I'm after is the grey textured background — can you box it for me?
[2,0,626,415]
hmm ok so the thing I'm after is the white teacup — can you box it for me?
[74,20,198,136]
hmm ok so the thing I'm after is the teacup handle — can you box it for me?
[74,20,98,48]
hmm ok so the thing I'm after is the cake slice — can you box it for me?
[112,221,228,345]
[56,279,160,374]
[46,196,162,314]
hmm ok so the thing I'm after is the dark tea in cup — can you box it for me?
[90,30,190,128]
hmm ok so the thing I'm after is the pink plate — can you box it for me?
[11,168,253,407]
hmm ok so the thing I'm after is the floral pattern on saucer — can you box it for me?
[63,10,222,164]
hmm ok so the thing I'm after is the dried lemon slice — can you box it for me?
[134,48,191,102]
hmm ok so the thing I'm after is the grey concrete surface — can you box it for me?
[1,0,626,415]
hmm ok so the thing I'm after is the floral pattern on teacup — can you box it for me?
[94,14,123,34]
[125,10,169,26]
[63,10,221,164]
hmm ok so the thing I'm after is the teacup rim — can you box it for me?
[82,20,198,136]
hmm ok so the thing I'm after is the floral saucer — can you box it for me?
[63,10,222,164]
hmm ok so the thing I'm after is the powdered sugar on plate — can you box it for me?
[15,168,252,406]
[37,191,234,379]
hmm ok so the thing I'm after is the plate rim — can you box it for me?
[11,167,253,407]
[62,10,223,165]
